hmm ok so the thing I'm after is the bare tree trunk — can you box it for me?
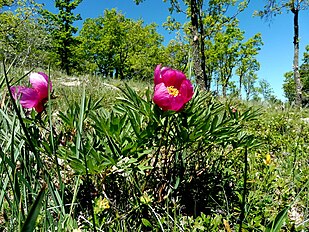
[197,1,209,90]
[222,83,227,97]
[292,1,302,106]
[190,0,205,89]
[246,89,250,101]
[239,74,243,99]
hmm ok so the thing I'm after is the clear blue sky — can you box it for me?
[39,0,309,100]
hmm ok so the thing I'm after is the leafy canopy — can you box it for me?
[78,9,165,79]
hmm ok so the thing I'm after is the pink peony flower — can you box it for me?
[153,64,194,111]
[10,72,52,113]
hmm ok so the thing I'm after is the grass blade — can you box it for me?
[21,184,47,232]
[265,207,288,232]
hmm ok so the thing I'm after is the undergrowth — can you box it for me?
[0,68,308,231]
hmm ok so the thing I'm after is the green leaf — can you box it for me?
[265,207,289,232]
[21,184,47,232]
[141,218,153,228]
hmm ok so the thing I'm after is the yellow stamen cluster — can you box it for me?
[167,86,179,97]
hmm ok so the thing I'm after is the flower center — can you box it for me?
[167,86,179,97]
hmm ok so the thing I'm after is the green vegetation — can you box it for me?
[284,46,309,105]
[40,0,82,75]
[0,0,268,99]
[256,0,309,106]
[77,9,164,79]
[0,0,309,231]
[1,67,309,231]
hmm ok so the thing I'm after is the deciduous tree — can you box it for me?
[164,36,189,72]
[134,0,251,90]
[243,72,259,100]
[214,18,244,97]
[78,9,164,79]
[259,78,274,101]
[256,0,309,106]
[0,0,48,66]
[236,33,262,99]
[283,45,309,104]
[41,0,82,75]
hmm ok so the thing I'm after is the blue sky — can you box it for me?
[40,0,309,100]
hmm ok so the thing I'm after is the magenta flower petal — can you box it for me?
[154,64,162,85]
[29,72,52,100]
[179,79,194,103]
[10,86,23,100]
[153,83,172,110]
[153,83,188,111]
[161,69,186,88]
[10,72,52,113]
[10,86,39,108]
[167,94,187,111]
[153,65,194,112]
[19,89,39,108]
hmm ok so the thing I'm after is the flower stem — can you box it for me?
[239,146,248,232]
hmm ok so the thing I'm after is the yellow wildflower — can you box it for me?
[94,196,110,214]
[264,154,271,165]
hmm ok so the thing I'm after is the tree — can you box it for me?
[164,35,189,72]
[283,45,309,104]
[259,79,274,101]
[78,10,120,77]
[41,0,82,75]
[236,33,262,99]
[214,18,244,97]
[134,0,250,90]
[283,71,295,102]
[256,0,309,106]
[202,17,261,98]
[0,0,35,11]
[304,45,309,64]
[77,9,164,79]
[0,0,13,9]
[243,72,259,101]
[132,0,265,100]
[0,0,49,66]
[126,22,165,80]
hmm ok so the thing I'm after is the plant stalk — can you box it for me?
[239,146,248,232]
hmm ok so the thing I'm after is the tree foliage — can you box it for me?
[0,0,275,102]
[77,9,165,79]
[259,78,274,101]
[243,73,259,100]
[283,45,309,105]
[199,16,262,98]
[0,0,48,66]
[164,35,189,72]
[213,18,244,97]
[256,0,309,106]
[137,0,262,98]
[0,0,13,8]
[160,0,251,90]
[236,33,262,99]
[41,0,82,75]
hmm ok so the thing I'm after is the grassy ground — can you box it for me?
[0,70,308,231]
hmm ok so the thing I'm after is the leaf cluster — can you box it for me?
[53,83,259,229]
[283,46,309,105]
[76,9,165,79]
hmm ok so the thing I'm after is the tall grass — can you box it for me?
[0,66,308,231]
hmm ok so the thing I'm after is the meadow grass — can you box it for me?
[0,68,308,231]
